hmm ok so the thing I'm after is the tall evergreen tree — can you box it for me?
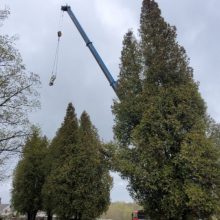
[76,111,112,219]
[44,104,112,220]
[50,102,79,163]
[12,127,48,220]
[113,30,142,147]
[41,145,54,220]
[113,0,220,219]
[42,102,79,219]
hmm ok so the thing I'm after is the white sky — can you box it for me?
[0,0,220,204]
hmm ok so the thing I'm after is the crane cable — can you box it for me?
[49,11,64,86]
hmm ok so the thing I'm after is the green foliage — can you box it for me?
[206,116,220,148]
[112,0,220,219]
[113,30,143,147]
[42,103,79,219]
[50,103,79,165]
[77,111,112,219]
[44,103,112,220]
[12,127,48,219]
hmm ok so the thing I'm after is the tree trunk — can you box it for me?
[27,211,37,220]
[27,213,31,220]
[47,210,53,220]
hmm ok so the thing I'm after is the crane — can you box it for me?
[61,5,118,97]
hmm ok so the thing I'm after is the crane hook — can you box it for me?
[49,75,56,86]
[58,31,62,38]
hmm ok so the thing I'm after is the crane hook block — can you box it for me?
[49,74,56,86]
[57,31,62,38]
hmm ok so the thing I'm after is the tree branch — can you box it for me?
[0,84,32,107]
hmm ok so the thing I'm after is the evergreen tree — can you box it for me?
[45,104,112,220]
[41,144,54,220]
[12,127,48,220]
[113,30,142,147]
[206,116,220,149]
[113,0,220,219]
[75,111,112,219]
[42,102,79,219]
[50,102,79,163]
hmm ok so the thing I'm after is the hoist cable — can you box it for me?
[51,37,60,77]
[54,39,60,77]
[49,11,64,86]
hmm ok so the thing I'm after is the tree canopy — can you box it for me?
[113,0,220,219]
[43,103,112,220]
[0,9,40,174]
[12,127,48,220]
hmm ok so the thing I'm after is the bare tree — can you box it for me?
[0,9,41,179]
[0,7,9,25]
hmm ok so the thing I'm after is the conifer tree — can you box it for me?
[76,111,112,219]
[113,30,142,147]
[50,102,79,163]
[41,146,54,220]
[113,0,220,219]
[12,127,48,220]
[42,102,79,219]
[44,104,112,220]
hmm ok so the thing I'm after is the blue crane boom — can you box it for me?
[61,5,118,96]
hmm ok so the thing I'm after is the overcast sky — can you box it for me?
[0,0,220,204]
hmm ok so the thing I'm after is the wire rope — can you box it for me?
[49,11,64,86]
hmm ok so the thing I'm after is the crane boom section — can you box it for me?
[61,5,118,95]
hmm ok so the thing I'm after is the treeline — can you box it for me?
[12,103,112,220]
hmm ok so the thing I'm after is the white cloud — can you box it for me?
[94,0,138,36]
